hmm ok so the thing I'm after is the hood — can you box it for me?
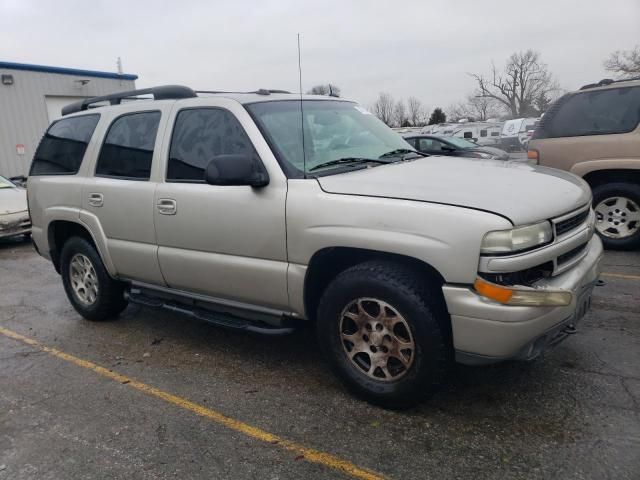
[317,157,590,225]
[0,187,28,215]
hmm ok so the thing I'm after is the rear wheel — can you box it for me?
[593,183,640,250]
[60,237,128,321]
[317,261,451,409]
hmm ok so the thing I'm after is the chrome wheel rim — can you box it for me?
[339,298,415,382]
[69,254,99,305]
[594,196,640,239]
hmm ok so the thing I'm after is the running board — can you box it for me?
[126,288,297,336]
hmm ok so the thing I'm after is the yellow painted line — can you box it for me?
[0,326,386,480]
[601,272,640,281]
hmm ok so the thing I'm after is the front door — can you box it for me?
[153,106,289,310]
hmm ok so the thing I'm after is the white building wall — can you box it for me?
[0,67,135,177]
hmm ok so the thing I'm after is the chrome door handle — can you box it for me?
[88,193,103,207]
[157,198,177,215]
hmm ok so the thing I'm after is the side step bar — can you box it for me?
[126,287,297,336]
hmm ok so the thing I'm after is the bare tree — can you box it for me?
[449,95,502,122]
[407,97,426,126]
[372,92,395,126]
[471,50,558,117]
[307,84,341,96]
[604,46,640,79]
[393,99,409,127]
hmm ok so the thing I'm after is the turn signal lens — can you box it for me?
[474,277,572,306]
[474,278,513,303]
[527,150,539,163]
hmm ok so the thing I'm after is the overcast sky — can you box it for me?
[1,0,638,111]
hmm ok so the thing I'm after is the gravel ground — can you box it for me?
[0,238,638,480]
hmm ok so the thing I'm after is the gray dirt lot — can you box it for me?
[0,238,638,480]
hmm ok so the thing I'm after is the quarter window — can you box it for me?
[95,111,161,180]
[167,108,256,182]
[30,114,100,175]
[544,86,640,138]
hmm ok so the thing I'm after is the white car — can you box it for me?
[0,175,31,240]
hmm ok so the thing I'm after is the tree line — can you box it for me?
[309,45,640,127]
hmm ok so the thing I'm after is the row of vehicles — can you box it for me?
[417,117,539,151]
[5,76,639,408]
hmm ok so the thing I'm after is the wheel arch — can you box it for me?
[303,247,447,323]
[47,220,115,276]
[582,168,640,189]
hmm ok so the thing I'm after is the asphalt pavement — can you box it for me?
[0,238,638,480]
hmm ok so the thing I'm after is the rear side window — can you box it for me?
[167,108,256,182]
[480,130,487,137]
[542,86,640,138]
[30,114,100,175]
[95,111,161,180]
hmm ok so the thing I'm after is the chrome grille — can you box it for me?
[557,243,588,265]
[555,209,589,236]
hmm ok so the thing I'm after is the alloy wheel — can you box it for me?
[339,298,415,382]
[69,253,99,305]
[594,196,640,239]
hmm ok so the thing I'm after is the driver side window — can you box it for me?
[418,138,443,151]
[167,108,256,182]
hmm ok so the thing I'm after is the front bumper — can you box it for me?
[443,235,603,365]
[0,212,31,239]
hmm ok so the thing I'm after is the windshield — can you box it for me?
[443,137,477,149]
[0,176,15,188]
[246,100,414,175]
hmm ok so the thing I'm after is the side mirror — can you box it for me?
[204,154,269,187]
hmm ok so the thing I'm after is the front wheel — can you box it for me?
[60,237,128,321]
[317,261,451,409]
[593,182,640,250]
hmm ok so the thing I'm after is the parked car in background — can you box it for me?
[0,175,31,240]
[529,77,640,250]
[500,117,539,151]
[403,134,510,160]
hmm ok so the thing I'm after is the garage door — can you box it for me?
[45,96,88,122]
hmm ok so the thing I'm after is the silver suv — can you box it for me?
[28,86,602,408]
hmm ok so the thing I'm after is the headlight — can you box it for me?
[481,221,553,254]
[474,277,572,306]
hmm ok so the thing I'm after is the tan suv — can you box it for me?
[27,86,602,408]
[528,77,640,250]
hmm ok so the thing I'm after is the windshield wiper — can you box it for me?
[378,148,427,159]
[308,157,390,172]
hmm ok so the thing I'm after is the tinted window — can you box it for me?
[168,108,256,182]
[463,131,473,139]
[544,86,640,138]
[480,130,487,137]
[418,138,445,151]
[491,131,499,136]
[95,111,161,180]
[30,115,100,175]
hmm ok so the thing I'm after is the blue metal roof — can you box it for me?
[0,61,138,81]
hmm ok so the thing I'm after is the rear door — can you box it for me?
[152,99,289,310]
[80,106,168,284]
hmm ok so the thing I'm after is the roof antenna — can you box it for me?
[297,33,307,177]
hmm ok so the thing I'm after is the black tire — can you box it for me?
[592,182,640,250]
[60,236,128,321]
[317,261,451,409]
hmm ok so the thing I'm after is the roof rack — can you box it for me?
[579,76,640,90]
[195,89,292,95]
[61,85,197,116]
